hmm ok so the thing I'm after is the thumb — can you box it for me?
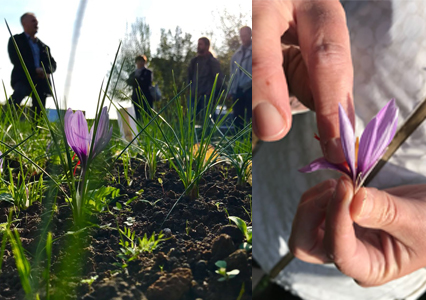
[252,0,292,141]
[350,187,411,233]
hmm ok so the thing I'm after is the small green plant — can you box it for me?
[214,123,252,187]
[121,149,135,186]
[81,275,99,286]
[215,202,231,224]
[229,216,252,251]
[236,282,245,300]
[158,177,165,197]
[117,226,168,263]
[86,186,120,213]
[153,75,230,200]
[242,195,252,222]
[1,163,46,210]
[215,260,240,281]
[138,108,162,181]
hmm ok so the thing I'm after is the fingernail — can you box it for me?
[323,138,346,164]
[253,102,286,140]
[355,188,372,220]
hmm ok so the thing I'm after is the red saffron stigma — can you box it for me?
[314,133,320,141]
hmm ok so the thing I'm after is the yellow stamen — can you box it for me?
[355,137,359,166]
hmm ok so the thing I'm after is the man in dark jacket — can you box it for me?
[8,13,57,117]
[126,54,153,120]
[187,37,223,117]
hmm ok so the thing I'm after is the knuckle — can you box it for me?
[307,41,349,68]
[377,195,398,227]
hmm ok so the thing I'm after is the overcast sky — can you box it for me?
[0,0,251,118]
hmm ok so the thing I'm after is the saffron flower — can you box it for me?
[299,99,399,190]
[64,106,113,171]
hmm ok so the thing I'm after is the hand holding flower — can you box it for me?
[289,177,426,286]
[300,99,399,192]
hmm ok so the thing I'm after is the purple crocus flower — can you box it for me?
[64,106,113,170]
[300,99,399,190]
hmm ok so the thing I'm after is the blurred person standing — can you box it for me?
[230,26,252,130]
[187,37,223,117]
[126,54,153,120]
[8,12,57,119]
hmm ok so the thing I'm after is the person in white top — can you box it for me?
[230,26,252,130]
[253,0,426,299]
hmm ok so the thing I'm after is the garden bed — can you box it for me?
[0,160,252,300]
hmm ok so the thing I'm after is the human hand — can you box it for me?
[36,67,45,79]
[289,177,426,286]
[253,0,354,163]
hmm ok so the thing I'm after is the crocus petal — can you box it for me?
[369,99,398,163]
[357,117,377,174]
[299,157,351,177]
[89,107,113,159]
[338,103,356,182]
[357,99,398,175]
[64,108,90,166]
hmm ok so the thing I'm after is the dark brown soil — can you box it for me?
[0,161,252,300]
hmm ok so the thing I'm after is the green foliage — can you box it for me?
[137,108,163,180]
[151,27,195,102]
[215,260,240,281]
[86,186,120,213]
[80,275,98,286]
[0,210,13,274]
[220,123,252,187]
[8,229,33,297]
[0,15,252,297]
[154,75,231,200]
[236,282,245,300]
[0,163,46,210]
[121,149,136,186]
[44,232,52,300]
[229,216,252,251]
[117,226,168,263]
[243,195,252,222]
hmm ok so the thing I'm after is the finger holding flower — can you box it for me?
[290,99,426,286]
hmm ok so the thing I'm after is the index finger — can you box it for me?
[296,0,354,163]
[252,0,293,141]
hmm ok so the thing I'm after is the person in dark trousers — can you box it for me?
[230,26,252,130]
[8,12,57,119]
[126,54,153,121]
[187,37,223,118]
